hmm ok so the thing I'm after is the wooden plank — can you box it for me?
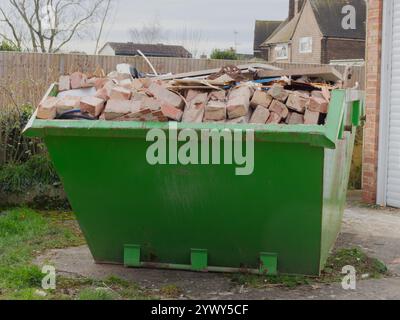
[256,65,343,82]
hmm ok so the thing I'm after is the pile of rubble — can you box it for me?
[37,65,336,126]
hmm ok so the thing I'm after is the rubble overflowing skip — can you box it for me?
[37,64,340,126]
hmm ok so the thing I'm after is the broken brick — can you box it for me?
[58,75,71,92]
[95,87,109,101]
[204,101,227,121]
[268,84,289,102]
[147,82,184,110]
[161,105,183,121]
[208,90,226,102]
[266,112,282,124]
[37,97,58,119]
[286,93,308,114]
[286,112,304,125]
[80,96,105,117]
[304,109,320,125]
[142,97,162,111]
[182,92,208,123]
[104,100,138,120]
[250,106,270,124]
[70,72,87,89]
[307,96,329,114]
[55,96,80,114]
[110,86,132,100]
[227,86,252,119]
[250,90,272,109]
[269,100,289,119]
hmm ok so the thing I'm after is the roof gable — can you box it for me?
[262,12,302,45]
[253,20,283,51]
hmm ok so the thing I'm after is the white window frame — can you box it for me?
[275,44,288,60]
[299,37,313,53]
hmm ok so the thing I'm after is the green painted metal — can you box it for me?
[191,249,208,271]
[259,253,278,275]
[24,89,363,276]
[124,244,141,267]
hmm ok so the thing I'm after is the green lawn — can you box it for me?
[0,208,154,300]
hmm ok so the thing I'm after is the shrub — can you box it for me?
[0,104,45,165]
[210,48,238,60]
[0,154,60,194]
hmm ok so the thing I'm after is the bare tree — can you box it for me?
[93,0,113,54]
[0,0,115,53]
[128,15,166,44]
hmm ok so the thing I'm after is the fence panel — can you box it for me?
[0,52,365,107]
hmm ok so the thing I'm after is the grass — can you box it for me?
[0,208,157,300]
[230,248,388,289]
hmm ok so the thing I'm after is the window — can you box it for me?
[299,37,313,53]
[275,44,288,60]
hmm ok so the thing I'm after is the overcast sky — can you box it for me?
[68,0,289,56]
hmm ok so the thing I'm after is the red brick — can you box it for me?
[110,86,132,100]
[37,97,58,119]
[205,101,227,121]
[70,72,87,89]
[161,104,183,121]
[304,110,320,125]
[55,96,80,114]
[147,82,184,110]
[307,96,329,114]
[266,112,282,124]
[227,86,252,119]
[268,84,289,102]
[269,100,289,119]
[182,92,208,123]
[250,106,270,124]
[286,112,304,125]
[80,96,105,117]
[286,93,308,113]
[250,90,273,109]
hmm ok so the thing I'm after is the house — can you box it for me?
[253,20,283,59]
[259,0,366,64]
[99,42,192,58]
[362,0,400,208]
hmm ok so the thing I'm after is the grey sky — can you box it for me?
[69,0,289,56]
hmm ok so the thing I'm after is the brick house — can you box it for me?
[258,0,366,64]
[363,0,400,208]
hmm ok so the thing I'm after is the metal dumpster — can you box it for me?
[24,87,364,276]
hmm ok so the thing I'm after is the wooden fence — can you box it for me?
[0,51,365,108]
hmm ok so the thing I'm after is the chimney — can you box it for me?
[288,0,295,21]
